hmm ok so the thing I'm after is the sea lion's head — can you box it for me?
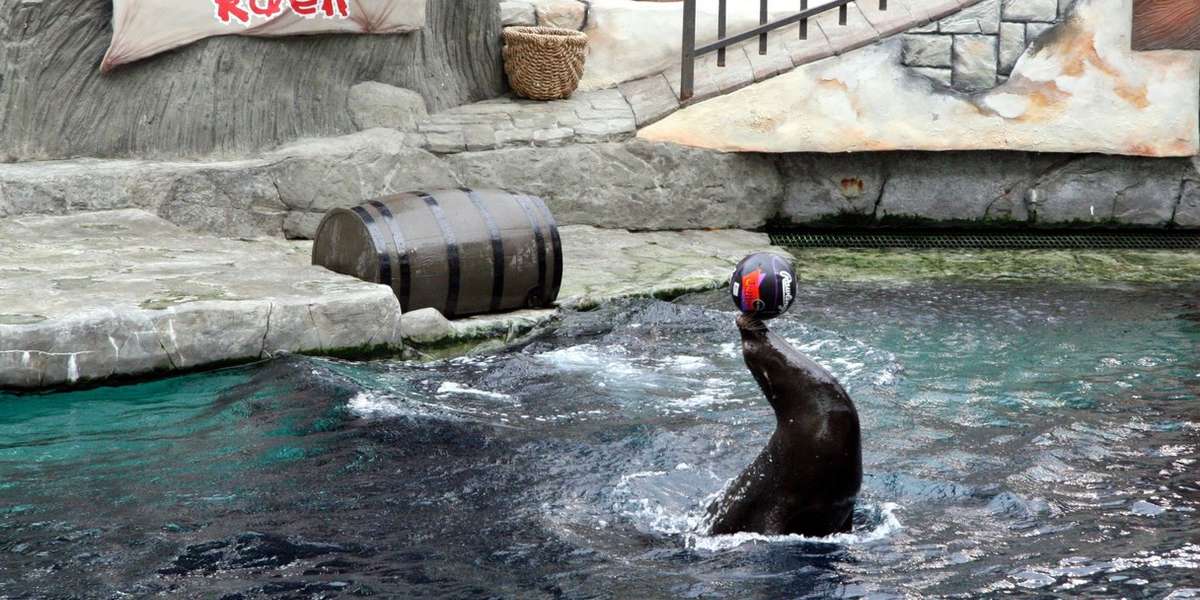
[736,313,768,333]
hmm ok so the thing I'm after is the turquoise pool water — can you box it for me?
[2,282,1198,598]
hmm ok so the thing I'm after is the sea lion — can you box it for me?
[706,314,863,537]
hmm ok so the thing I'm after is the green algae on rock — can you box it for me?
[785,248,1200,284]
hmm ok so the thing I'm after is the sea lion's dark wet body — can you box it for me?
[706,315,863,537]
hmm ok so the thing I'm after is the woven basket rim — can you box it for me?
[503,26,589,42]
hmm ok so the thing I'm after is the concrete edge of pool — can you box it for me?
[5,210,1200,392]
[0,210,776,391]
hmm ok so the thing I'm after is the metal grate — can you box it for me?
[769,230,1200,250]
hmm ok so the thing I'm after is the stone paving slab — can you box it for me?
[0,210,403,390]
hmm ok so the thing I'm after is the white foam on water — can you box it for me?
[436,381,513,401]
[347,390,476,421]
[347,391,408,418]
[617,470,670,487]
[538,344,640,378]
[1159,444,1193,457]
[664,355,708,372]
[668,378,741,409]
[872,369,898,386]
[611,468,903,552]
[683,502,905,552]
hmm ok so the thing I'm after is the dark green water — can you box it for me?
[1,282,1198,599]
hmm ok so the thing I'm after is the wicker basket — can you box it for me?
[502,26,588,101]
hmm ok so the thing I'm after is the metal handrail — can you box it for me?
[680,0,886,101]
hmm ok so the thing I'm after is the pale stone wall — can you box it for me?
[640,0,1200,157]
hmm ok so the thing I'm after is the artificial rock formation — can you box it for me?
[0,0,502,161]
[3,130,1199,235]
[447,140,784,231]
[640,0,1200,157]
[0,210,403,390]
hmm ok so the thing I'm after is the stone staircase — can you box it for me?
[407,0,1012,155]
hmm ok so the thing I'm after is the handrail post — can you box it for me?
[759,0,768,55]
[681,0,696,101]
[758,0,768,55]
[717,0,727,66]
[800,0,808,39]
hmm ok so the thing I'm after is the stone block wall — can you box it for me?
[901,0,1066,91]
[499,0,589,30]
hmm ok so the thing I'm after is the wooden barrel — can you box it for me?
[312,189,563,318]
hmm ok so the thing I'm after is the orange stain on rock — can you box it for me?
[840,178,865,197]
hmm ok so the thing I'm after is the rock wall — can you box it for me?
[2,131,1196,235]
[776,151,1200,228]
[0,0,503,162]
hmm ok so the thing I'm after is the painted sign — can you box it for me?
[1133,0,1200,50]
[102,0,426,72]
[213,0,352,24]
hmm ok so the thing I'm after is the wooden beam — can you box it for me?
[1133,0,1200,51]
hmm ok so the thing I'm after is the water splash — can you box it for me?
[682,503,904,552]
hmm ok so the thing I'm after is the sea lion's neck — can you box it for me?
[737,316,845,425]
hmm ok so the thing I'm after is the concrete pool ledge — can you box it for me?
[0,211,776,390]
[0,210,404,391]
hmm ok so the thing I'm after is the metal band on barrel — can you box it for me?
[532,196,563,305]
[464,189,506,313]
[351,206,392,287]
[514,195,548,306]
[367,200,412,312]
[419,192,461,318]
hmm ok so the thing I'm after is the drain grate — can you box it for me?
[769,230,1200,250]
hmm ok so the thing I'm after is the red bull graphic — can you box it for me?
[740,269,765,313]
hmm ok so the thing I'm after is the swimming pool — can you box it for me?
[2,281,1197,598]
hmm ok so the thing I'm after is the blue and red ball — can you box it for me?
[730,253,797,320]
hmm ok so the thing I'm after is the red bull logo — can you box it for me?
[740,269,766,313]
